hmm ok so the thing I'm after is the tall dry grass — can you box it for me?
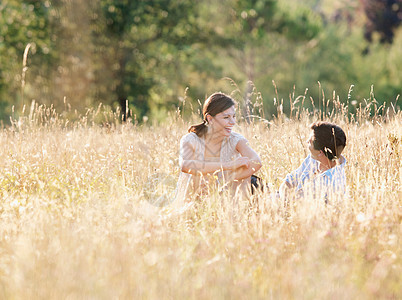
[0,96,401,299]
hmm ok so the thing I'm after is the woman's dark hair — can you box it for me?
[310,122,347,160]
[188,92,235,137]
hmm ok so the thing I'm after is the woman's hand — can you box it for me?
[233,139,262,180]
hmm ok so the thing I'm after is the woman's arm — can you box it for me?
[180,137,249,175]
[181,158,249,175]
[233,139,262,180]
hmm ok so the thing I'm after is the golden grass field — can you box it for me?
[0,99,401,299]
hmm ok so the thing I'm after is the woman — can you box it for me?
[174,92,262,205]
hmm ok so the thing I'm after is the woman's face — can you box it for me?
[209,106,236,137]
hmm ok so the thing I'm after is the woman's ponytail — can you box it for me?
[188,119,208,137]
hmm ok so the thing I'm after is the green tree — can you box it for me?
[0,0,205,120]
[197,0,322,117]
[0,0,56,118]
[92,0,203,119]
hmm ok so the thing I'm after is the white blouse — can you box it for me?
[174,131,247,205]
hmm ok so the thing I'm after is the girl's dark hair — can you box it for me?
[310,122,347,160]
[188,92,235,137]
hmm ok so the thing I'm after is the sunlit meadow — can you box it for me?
[0,94,401,299]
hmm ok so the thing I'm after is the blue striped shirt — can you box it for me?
[284,154,346,199]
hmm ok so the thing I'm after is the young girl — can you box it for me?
[175,92,262,205]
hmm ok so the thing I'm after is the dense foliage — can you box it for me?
[0,0,401,121]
